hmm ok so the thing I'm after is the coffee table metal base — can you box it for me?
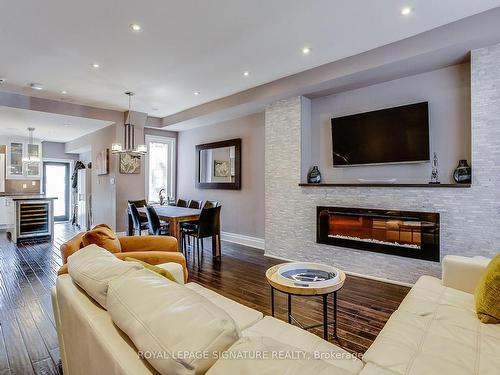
[270,286,338,341]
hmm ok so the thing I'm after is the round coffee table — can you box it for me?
[266,262,345,340]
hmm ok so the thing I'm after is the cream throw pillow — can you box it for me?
[67,244,142,308]
[107,268,239,375]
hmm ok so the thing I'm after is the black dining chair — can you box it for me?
[128,202,149,235]
[203,200,219,209]
[176,199,188,207]
[188,200,203,209]
[180,199,203,249]
[181,206,221,267]
[145,206,169,235]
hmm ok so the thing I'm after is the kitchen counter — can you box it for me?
[6,195,58,201]
[0,194,57,200]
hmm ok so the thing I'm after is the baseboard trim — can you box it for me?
[263,253,413,287]
[118,230,265,250]
[221,231,265,250]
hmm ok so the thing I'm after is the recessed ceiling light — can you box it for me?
[401,7,412,15]
[30,83,43,90]
[130,23,142,32]
[243,71,250,77]
[61,90,67,94]
[63,123,71,127]
[152,107,159,111]
[91,63,100,69]
[302,47,311,55]
[194,91,200,96]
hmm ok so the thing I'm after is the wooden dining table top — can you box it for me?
[137,205,201,219]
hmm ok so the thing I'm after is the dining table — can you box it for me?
[131,205,221,258]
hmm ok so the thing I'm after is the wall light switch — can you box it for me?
[110,178,116,185]
[23,183,27,189]
[97,179,100,185]
[31,181,36,186]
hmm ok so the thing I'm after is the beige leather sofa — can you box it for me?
[52,251,498,374]
[361,255,499,375]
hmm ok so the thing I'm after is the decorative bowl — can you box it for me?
[275,262,340,288]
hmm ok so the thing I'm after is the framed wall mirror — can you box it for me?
[196,138,241,190]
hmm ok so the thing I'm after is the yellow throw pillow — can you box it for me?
[124,257,177,283]
[474,252,500,324]
[82,225,122,253]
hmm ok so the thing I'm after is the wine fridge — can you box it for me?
[15,200,54,241]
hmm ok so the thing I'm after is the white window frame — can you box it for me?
[145,135,176,203]
[42,158,74,222]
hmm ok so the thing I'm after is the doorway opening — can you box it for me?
[43,161,70,221]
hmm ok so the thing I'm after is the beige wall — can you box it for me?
[114,119,179,232]
[66,119,179,232]
[177,112,265,239]
[66,125,117,229]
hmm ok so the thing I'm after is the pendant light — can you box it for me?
[22,127,40,163]
[111,91,147,157]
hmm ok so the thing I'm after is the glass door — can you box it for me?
[26,143,41,177]
[8,142,24,178]
[43,162,70,221]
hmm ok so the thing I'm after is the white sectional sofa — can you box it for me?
[361,255,500,375]
[52,249,498,375]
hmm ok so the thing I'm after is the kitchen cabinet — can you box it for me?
[0,154,5,192]
[0,197,15,228]
[6,139,42,179]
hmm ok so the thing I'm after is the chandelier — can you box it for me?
[111,91,147,157]
[22,127,41,163]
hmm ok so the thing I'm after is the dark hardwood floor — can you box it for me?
[0,223,409,374]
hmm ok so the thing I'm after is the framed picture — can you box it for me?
[119,153,141,174]
[96,149,109,175]
[214,160,230,177]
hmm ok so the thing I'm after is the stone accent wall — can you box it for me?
[264,44,500,284]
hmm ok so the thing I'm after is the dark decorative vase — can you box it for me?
[307,166,322,183]
[453,160,471,184]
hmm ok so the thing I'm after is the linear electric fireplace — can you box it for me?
[317,207,440,262]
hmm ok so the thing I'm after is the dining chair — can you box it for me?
[176,199,188,207]
[145,206,170,235]
[181,206,221,267]
[188,200,203,209]
[180,200,203,249]
[129,199,147,207]
[203,200,219,209]
[128,202,149,236]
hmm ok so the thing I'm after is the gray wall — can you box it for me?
[177,112,265,239]
[308,63,471,184]
[42,141,79,160]
[65,118,179,232]
[264,43,500,284]
[66,125,117,229]
[114,120,179,232]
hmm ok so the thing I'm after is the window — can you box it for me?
[145,135,176,203]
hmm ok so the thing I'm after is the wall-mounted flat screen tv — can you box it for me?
[331,102,430,166]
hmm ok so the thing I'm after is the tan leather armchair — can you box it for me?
[58,231,188,282]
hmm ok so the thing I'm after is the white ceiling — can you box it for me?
[1,0,499,118]
[0,106,113,142]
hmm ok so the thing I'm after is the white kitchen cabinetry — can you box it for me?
[6,139,42,179]
[0,154,5,192]
[0,197,15,228]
